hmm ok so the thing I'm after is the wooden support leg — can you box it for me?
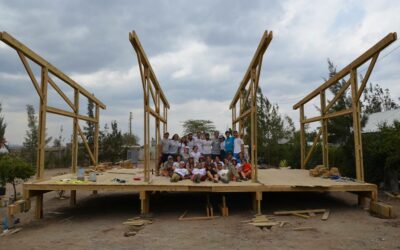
[35,194,43,219]
[92,190,98,195]
[252,191,262,215]
[70,190,77,206]
[220,195,229,217]
[140,191,150,214]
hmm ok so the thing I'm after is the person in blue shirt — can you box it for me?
[224,130,234,155]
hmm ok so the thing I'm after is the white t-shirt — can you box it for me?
[169,140,180,154]
[195,138,203,153]
[218,169,229,177]
[213,161,224,167]
[190,151,202,163]
[161,138,170,154]
[202,139,212,155]
[233,137,244,154]
[220,141,225,151]
[192,168,206,176]
[174,168,189,177]
[187,139,196,153]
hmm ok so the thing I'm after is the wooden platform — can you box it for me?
[23,168,377,217]
[24,168,377,193]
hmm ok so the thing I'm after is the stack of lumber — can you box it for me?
[309,165,340,178]
[370,202,395,218]
[117,160,134,169]
[87,162,114,173]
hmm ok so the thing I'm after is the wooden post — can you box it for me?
[300,105,306,169]
[252,191,262,215]
[351,69,364,181]
[155,91,161,174]
[320,91,329,168]
[92,104,100,195]
[70,89,79,206]
[232,106,236,131]
[250,69,258,183]
[35,194,43,219]
[140,191,150,214]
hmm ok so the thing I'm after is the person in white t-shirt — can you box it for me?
[190,145,202,164]
[168,134,180,159]
[170,161,190,182]
[195,132,204,154]
[201,133,212,157]
[187,133,196,153]
[233,130,244,162]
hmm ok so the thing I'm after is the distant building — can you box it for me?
[363,109,400,133]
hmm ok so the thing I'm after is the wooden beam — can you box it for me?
[0,32,106,109]
[293,32,397,110]
[71,90,79,174]
[17,51,43,99]
[230,31,273,108]
[356,52,379,101]
[77,124,96,165]
[324,76,352,113]
[303,108,353,123]
[320,91,329,168]
[304,128,322,167]
[94,105,99,166]
[47,76,76,112]
[36,67,48,179]
[233,108,252,124]
[46,106,97,123]
[129,31,170,108]
[300,105,306,169]
[147,106,167,123]
[351,69,364,181]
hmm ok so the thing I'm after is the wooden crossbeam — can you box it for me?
[303,108,353,124]
[233,108,252,124]
[147,106,167,123]
[47,76,76,112]
[17,51,43,99]
[1,32,106,109]
[46,106,97,123]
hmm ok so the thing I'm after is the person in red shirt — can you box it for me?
[241,158,252,180]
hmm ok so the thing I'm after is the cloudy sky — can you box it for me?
[0,0,399,145]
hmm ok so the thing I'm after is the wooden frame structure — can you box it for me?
[293,32,397,181]
[129,31,170,182]
[0,31,106,217]
[230,31,273,183]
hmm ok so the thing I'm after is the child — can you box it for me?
[170,161,190,182]
[185,157,196,172]
[205,161,218,183]
[216,162,229,184]
[191,162,207,183]
[160,155,174,177]
[201,133,213,158]
[213,155,224,168]
[241,158,252,180]
[232,158,248,181]
[181,146,190,162]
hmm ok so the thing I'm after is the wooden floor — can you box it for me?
[24,168,377,194]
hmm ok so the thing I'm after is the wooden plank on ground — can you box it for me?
[321,209,330,221]
[274,209,326,215]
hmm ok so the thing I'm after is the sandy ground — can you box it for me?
[1,168,400,250]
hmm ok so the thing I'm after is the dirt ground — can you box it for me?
[1,168,400,250]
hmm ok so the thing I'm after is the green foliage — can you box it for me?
[122,133,139,146]
[22,105,39,167]
[0,102,6,142]
[182,119,216,135]
[99,121,124,163]
[0,154,35,201]
[363,83,399,114]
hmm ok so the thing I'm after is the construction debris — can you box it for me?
[370,202,395,218]
[293,227,316,231]
[123,216,153,237]
[309,165,340,178]
[274,209,329,220]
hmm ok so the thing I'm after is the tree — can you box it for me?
[362,83,399,114]
[182,119,216,135]
[52,125,65,147]
[22,105,39,167]
[0,102,6,143]
[83,99,95,147]
[100,121,124,163]
[0,154,35,201]
[21,105,52,167]
[122,133,139,146]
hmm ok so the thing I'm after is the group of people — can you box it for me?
[158,130,252,183]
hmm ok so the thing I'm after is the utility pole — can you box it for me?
[129,112,133,136]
